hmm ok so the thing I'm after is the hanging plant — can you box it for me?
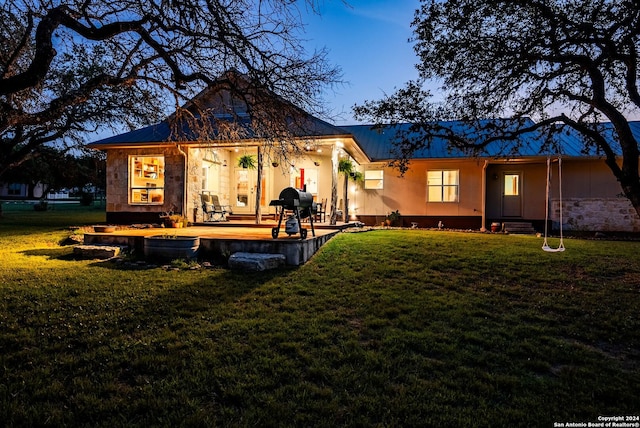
[350,170,364,185]
[237,154,257,169]
[338,158,354,175]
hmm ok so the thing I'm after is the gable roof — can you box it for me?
[89,112,349,148]
[90,70,350,148]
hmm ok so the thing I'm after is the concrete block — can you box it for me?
[228,252,286,271]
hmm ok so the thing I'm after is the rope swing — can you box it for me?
[542,156,565,252]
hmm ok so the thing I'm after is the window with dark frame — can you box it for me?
[129,155,165,204]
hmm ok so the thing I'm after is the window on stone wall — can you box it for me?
[129,155,165,204]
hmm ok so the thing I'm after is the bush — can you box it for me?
[79,191,94,206]
[386,209,401,227]
[33,200,48,211]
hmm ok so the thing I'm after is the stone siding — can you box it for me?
[186,147,231,223]
[551,198,640,232]
[186,148,203,222]
[106,147,185,217]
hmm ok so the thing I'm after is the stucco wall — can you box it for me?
[352,157,639,232]
[352,159,486,218]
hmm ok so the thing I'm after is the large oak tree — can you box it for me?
[0,0,339,179]
[354,0,640,217]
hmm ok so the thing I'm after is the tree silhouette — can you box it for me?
[355,0,640,217]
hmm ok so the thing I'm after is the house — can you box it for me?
[344,121,640,232]
[89,82,640,233]
[0,182,47,199]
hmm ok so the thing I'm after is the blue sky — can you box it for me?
[302,1,421,125]
[91,1,421,141]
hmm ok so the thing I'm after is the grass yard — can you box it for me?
[0,204,639,427]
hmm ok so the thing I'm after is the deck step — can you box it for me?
[228,252,286,271]
[502,222,536,234]
[73,244,128,259]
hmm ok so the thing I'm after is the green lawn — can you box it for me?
[1,204,639,427]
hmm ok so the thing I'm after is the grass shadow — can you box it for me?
[20,247,77,260]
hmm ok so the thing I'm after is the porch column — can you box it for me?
[329,144,339,225]
[255,146,263,225]
[481,160,488,232]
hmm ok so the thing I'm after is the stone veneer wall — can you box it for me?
[186,148,203,223]
[106,147,185,218]
[551,198,640,232]
[186,147,231,223]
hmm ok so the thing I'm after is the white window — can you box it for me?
[130,156,165,204]
[427,170,459,202]
[504,174,520,196]
[364,169,384,190]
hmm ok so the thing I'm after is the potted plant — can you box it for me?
[385,210,401,227]
[144,235,200,261]
[237,154,257,169]
[163,214,187,228]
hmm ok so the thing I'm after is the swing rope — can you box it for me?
[542,156,565,252]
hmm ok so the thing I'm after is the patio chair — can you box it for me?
[315,198,327,223]
[202,193,231,222]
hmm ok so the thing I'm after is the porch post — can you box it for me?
[481,160,488,232]
[255,146,263,225]
[176,144,188,219]
[329,144,339,225]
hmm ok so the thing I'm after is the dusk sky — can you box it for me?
[303,1,422,125]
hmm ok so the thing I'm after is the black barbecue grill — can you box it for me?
[269,187,316,239]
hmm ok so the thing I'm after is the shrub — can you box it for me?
[79,191,94,206]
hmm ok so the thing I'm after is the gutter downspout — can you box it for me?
[176,144,190,221]
[480,160,488,232]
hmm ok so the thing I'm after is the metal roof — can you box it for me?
[89,113,349,147]
[341,120,633,162]
[90,110,636,163]
[91,122,173,146]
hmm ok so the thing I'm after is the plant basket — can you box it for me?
[237,154,257,169]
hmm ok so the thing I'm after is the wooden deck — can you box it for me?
[83,221,356,266]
